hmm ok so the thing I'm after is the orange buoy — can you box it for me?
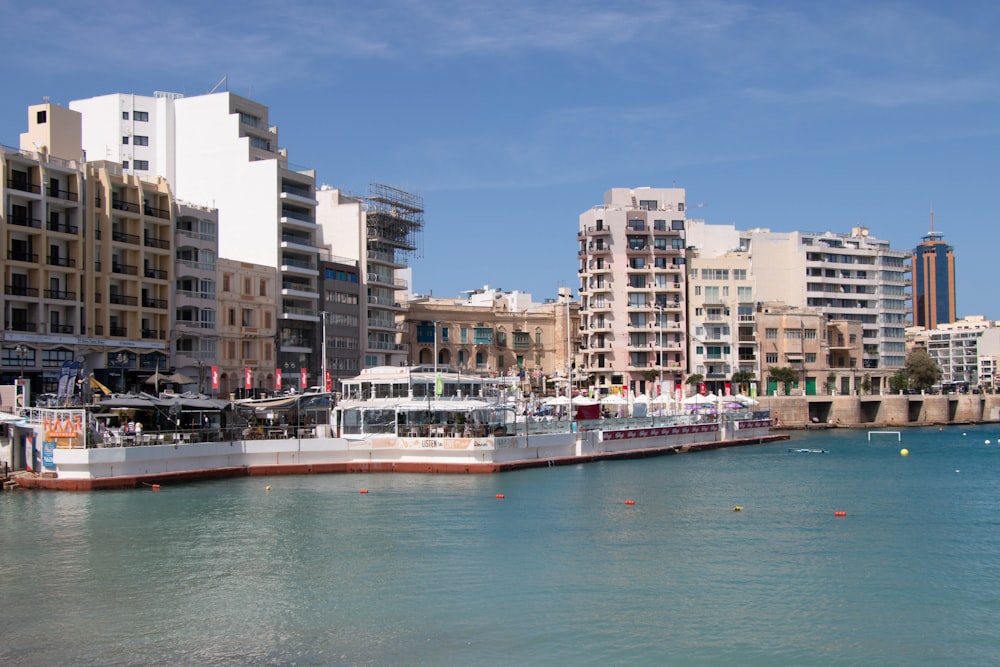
[495,493,505,499]
[151,484,160,490]
[624,499,636,505]
[359,489,369,494]
[834,511,847,517]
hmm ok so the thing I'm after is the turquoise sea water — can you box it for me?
[3,424,1000,666]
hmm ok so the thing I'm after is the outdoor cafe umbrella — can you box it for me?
[165,371,197,385]
[144,369,165,392]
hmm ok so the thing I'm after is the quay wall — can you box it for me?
[763,394,1000,429]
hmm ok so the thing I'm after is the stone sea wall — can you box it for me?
[763,394,1000,429]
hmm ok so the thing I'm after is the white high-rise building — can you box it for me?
[71,91,321,388]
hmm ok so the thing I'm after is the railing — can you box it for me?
[8,215,41,229]
[112,263,138,276]
[109,326,127,337]
[47,256,76,268]
[142,297,168,309]
[43,289,76,300]
[7,251,38,263]
[47,186,79,201]
[7,179,40,194]
[141,329,165,340]
[109,294,138,306]
[143,205,171,220]
[144,236,170,249]
[47,221,79,234]
[111,199,139,213]
[144,267,167,280]
[49,323,74,334]
[112,230,140,245]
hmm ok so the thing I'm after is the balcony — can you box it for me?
[112,230,140,245]
[47,186,79,202]
[5,321,37,332]
[7,251,38,263]
[7,179,40,194]
[141,328,165,340]
[109,326,128,337]
[144,267,168,280]
[143,204,171,220]
[43,289,76,301]
[109,294,138,306]
[112,263,138,276]
[111,199,139,214]
[142,297,168,309]
[8,214,41,229]
[49,323,74,334]
[47,255,76,268]
[144,235,170,250]
[47,221,79,235]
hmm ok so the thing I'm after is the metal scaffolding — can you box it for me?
[364,183,423,257]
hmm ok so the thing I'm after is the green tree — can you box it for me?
[861,373,871,394]
[767,366,798,395]
[889,370,908,394]
[731,370,754,393]
[905,348,941,392]
[825,373,837,394]
[641,369,659,384]
[686,373,704,387]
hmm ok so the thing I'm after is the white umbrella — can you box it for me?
[683,394,714,406]
[543,395,571,406]
[733,393,759,406]
[600,394,628,406]
[571,395,598,406]
[651,394,676,406]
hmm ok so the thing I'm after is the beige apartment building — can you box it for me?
[757,302,865,396]
[577,187,687,398]
[3,103,174,395]
[216,258,277,398]
[403,287,578,396]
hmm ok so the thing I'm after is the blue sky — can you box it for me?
[2,1,998,319]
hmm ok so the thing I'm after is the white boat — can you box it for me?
[12,366,784,490]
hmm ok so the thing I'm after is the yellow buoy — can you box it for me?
[732,506,743,512]
[900,449,909,457]
[265,485,271,492]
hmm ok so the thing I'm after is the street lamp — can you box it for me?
[14,344,27,379]
[113,352,129,393]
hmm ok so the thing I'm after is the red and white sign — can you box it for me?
[211,366,219,390]
[275,368,282,391]
[244,367,252,390]
[299,368,307,390]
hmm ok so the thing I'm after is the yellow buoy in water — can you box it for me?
[900,449,909,457]
[265,485,271,492]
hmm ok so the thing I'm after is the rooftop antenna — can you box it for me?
[208,75,228,94]
[929,206,935,234]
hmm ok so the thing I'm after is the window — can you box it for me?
[766,353,778,364]
[134,111,149,122]
[228,309,236,326]
[805,353,817,364]
[122,111,129,120]
[134,135,149,146]
[122,136,129,145]
[671,220,684,230]
[733,269,747,280]
[259,279,267,296]
[242,309,253,327]
[765,328,778,339]
[738,286,753,302]
[804,329,817,339]
[134,160,149,170]
[36,110,47,124]
[122,160,130,169]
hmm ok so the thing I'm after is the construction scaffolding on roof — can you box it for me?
[364,183,423,258]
